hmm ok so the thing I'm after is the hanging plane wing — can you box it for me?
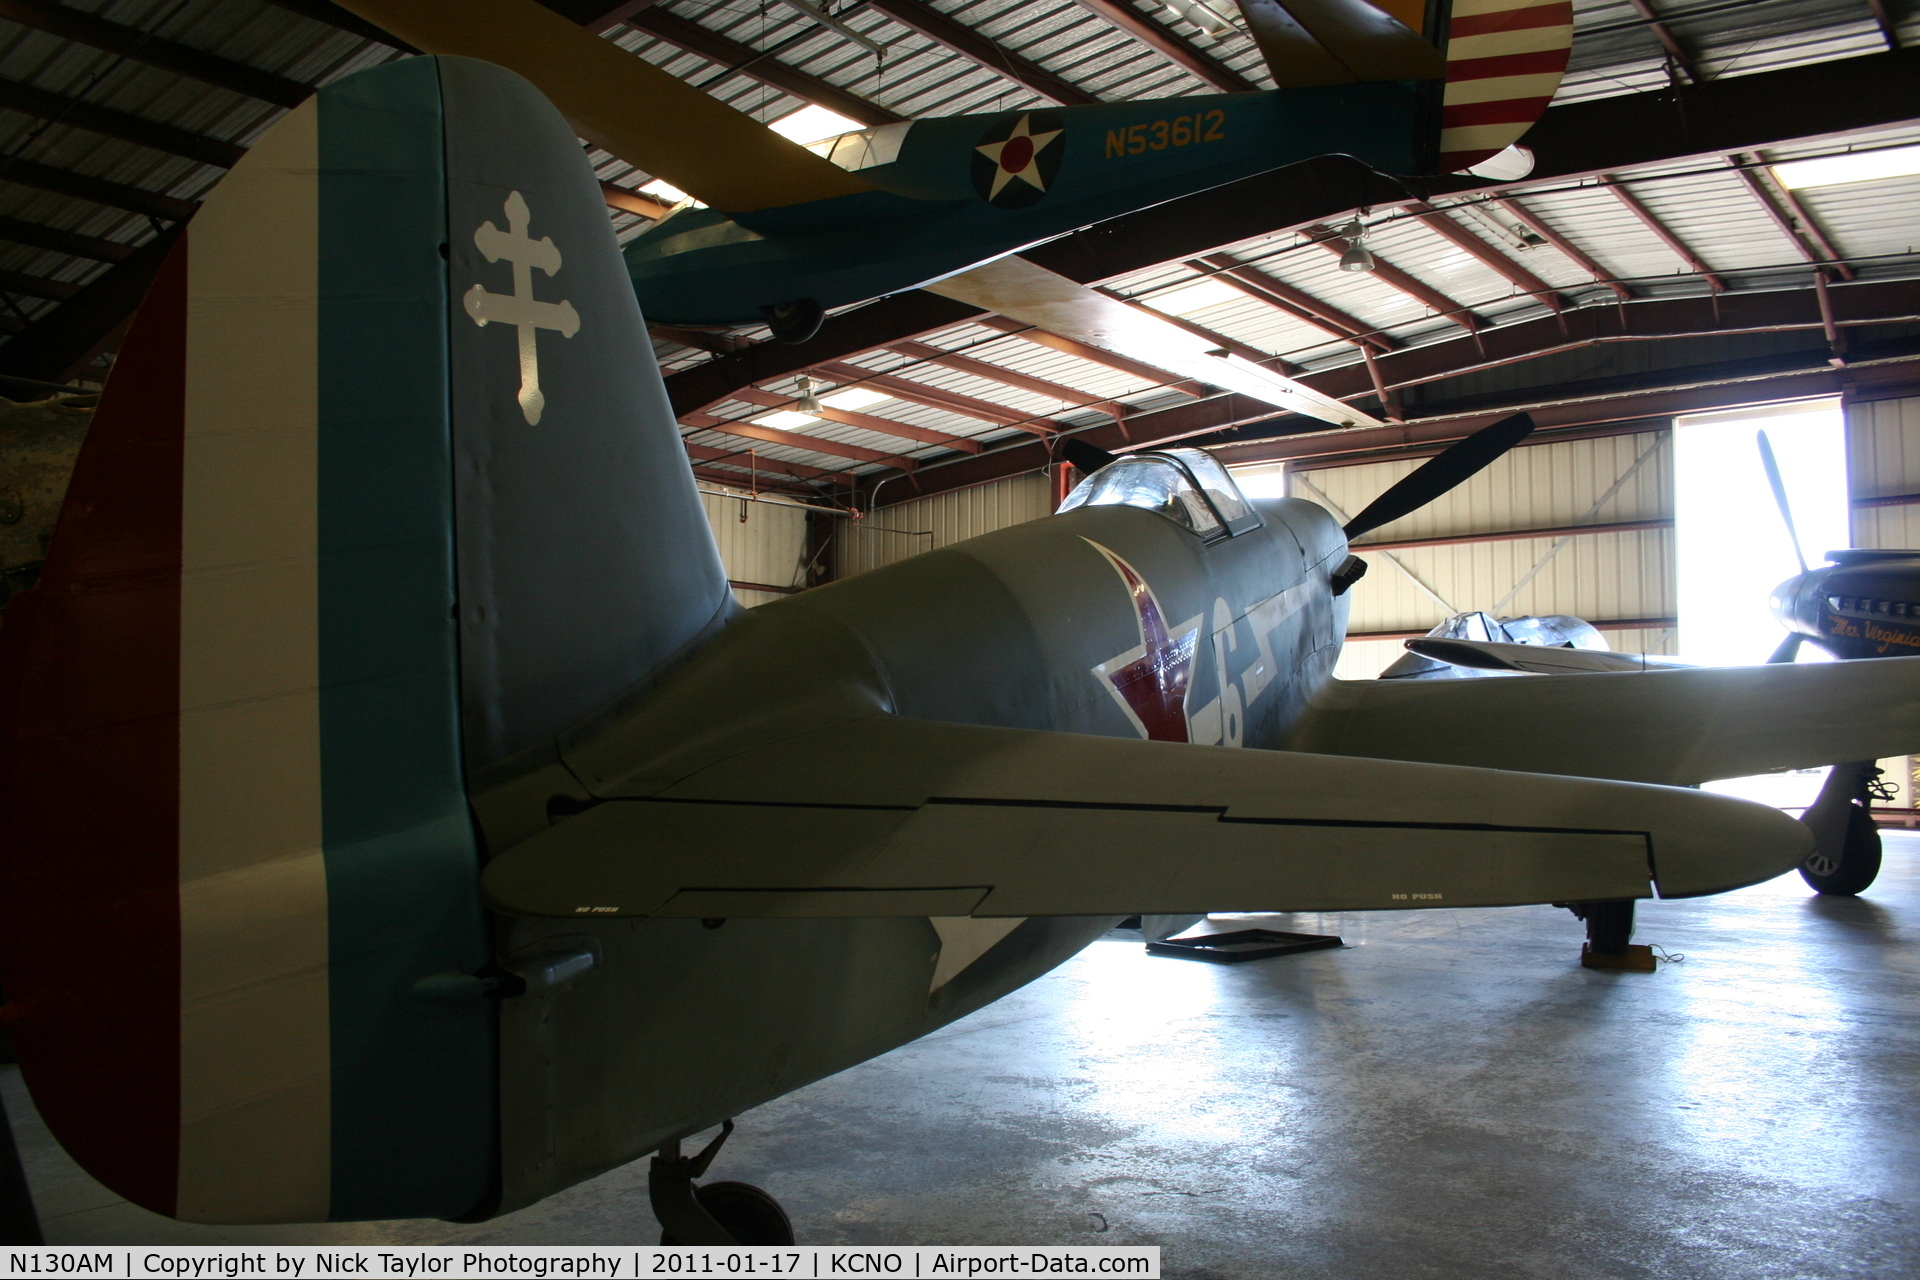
[924,255,1384,426]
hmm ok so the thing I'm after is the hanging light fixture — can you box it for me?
[1338,219,1375,273]
[794,375,824,414]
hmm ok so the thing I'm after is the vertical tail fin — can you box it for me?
[0,53,731,1224]
[1231,0,1571,175]
[1432,0,1574,172]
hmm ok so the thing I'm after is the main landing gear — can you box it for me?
[1565,899,1656,971]
[650,1120,795,1246]
[1799,762,1886,897]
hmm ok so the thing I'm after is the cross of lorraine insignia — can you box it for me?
[463,191,581,426]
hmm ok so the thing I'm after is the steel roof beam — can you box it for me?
[0,268,78,301]
[539,1,663,33]
[653,324,749,354]
[0,156,197,221]
[600,181,672,220]
[810,359,1059,432]
[1194,252,1397,351]
[972,316,1212,399]
[1731,155,1854,281]
[265,0,421,50]
[862,0,1099,106]
[884,339,1119,410]
[1506,45,1920,186]
[685,439,855,485]
[0,216,133,263]
[1598,176,1725,292]
[683,412,920,469]
[690,464,814,496]
[0,223,179,381]
[627,8,902,127]
[1107,284,1301,371]
[0,75,246,168]
[1490,198,1633,302]
[1301,222,1488,332]
[1866,0,1900,50]
[864,281,1920,501]
[1286,278,1920,404]
[1622,0,1704,83]
[1405,201,1570,312]
[668,293,983,416]
[0,0,313,108]
[1070,0,1255,91]
[728,384,983,451]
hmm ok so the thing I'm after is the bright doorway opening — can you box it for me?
[1674,397,1846,810]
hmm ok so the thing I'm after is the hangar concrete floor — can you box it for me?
[9,836,1918,1278]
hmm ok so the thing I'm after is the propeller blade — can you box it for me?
[1063,438,1120,475]
[1342,413,1534,540]
[1757,430,1810,575]
[1767,632,1804,665]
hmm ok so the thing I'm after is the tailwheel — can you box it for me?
[660,1182,794,1246]
[761,298,824,344]
[1801,803,1882,896]
[650,1120,796,1245]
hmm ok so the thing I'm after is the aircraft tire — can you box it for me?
[762,298,825,345]
[1582,899,1634,955]
[1800,804,1882,896]
[660,1181,795,1246]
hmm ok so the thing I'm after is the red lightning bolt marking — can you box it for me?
[1087,540,1201,742]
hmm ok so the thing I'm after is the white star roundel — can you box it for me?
[971,111,1065,209]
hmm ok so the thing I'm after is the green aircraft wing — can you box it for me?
[479,714,1811,920]
[1286,655,1920,786]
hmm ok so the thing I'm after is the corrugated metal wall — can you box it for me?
[816,395,1920,678]
[1294,430,1678,679]
[835,473,1053,576]
[698,485,810,608]
[1850,396,1920,550]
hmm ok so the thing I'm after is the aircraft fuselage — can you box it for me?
[623,82,1430,327]
[482,494,1352,1212]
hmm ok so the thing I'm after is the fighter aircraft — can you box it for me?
[333,0,1572,428]
[1755,430,1919,896]
[6,54,1920,1245]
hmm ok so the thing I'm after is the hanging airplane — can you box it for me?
[333,0,1574,428]
[9,51,1920,1248]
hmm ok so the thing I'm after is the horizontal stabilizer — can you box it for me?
[1288,656,1920,785]
[1406,637,1691,675]
[481,716,1810,918]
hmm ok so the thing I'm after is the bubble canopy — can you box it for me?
[1057,447,1262,541]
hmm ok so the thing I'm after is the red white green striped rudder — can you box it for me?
[0,54,733,1223]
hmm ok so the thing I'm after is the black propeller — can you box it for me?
[1062,437,1120,475]
[1758,429,1809,664]
[1767,633,1804,664]
[1342,413,1535,541]
[1756,429,1810,576]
